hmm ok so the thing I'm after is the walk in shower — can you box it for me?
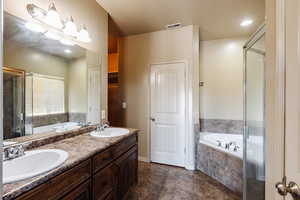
[3,67,25,139]
[243,24,266,200]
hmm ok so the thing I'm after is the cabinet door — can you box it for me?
[115,146,138,200]
[61,180,91,200]
[93,164,114,200]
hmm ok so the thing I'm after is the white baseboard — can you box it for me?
[138,156,150,162]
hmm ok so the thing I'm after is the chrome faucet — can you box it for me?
[96,121,109,132]
[3,144,25,161]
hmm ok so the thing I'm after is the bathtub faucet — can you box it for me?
[225,141,237,150]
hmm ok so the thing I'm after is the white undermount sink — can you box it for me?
[3,149,69,184]
[90,128,130,138]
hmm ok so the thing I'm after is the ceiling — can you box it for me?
[4,13,86,60]
[96,0,265,40]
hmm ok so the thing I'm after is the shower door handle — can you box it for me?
[276,177,300,200]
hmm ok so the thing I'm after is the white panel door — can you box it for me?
[87,67,101,124]
[150,62,186,167]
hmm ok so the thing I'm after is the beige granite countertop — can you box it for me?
[3,128,139,200]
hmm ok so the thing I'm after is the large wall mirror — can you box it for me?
[3,12,100,141]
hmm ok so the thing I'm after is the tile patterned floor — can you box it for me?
[127,162,242,200]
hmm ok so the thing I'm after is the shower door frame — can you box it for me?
[3,66,26,138]
[243,23,266,200]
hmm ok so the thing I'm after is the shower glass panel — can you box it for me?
[244,25,265,200]
[3,68,26,139]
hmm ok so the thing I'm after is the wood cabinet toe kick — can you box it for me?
[15,133,138,200]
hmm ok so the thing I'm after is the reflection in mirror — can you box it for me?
[3,12,90,140]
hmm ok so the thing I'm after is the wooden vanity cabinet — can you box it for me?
[15,133,138,200]
[15,159,92,200]
[93,164,115,200]
[114,146,138,200]
[61,180,92,200]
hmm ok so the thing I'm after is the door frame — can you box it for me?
[265,0,285,199]
[148,60,194,170]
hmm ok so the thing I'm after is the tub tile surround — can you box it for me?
[25,113,88,129]
[200,118,243,134]
[30,113,69,128]
[196,143,243,195]
[68,112,87,123]
[3,127,139,200]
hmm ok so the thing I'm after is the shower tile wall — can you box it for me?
[200,119,243,134]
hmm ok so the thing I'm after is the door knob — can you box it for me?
[276,177,300,199]
[150,118,155,122]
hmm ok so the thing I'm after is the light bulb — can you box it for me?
[77,26,91,43]
[60,38,75,46]
[25,22,45,33]
[44,31,61,40]
[44,2,63,29]
[63,17,78,37]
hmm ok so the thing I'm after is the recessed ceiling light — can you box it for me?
[25,22,45,33]
[240,19,253,27]
[64,49,72,54]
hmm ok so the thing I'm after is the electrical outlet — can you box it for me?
[101,110,106,120]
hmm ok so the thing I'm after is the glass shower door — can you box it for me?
[3,67,26,139]
[244,25,266,200]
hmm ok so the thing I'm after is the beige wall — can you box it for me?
[199,37,247,120]
[4,0,108,118]
[122,25,199,159]
[4,41,69,77]
[4,41,70,111]
[68,57,87,113]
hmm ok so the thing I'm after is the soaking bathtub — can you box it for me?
[200,132,264,166]
[200,132,243,158]
[197,132,265,194]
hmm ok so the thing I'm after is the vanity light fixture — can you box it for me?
[45,31,62,40]
[26,2,91,43]
[64,49,72,54]
[240,19,253,27]
[63,16,78,37]
[25,22,45,33]
[60,38,75,46]
[43,2,63,29]
[77,26,91,43]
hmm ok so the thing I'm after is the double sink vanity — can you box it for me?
[2,10,139,200]
[3,126,139,200]
[2,10,140,200]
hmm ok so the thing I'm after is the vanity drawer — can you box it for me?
[113,134,137,158]
[93,147,114,173]
[16,159,92,200]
